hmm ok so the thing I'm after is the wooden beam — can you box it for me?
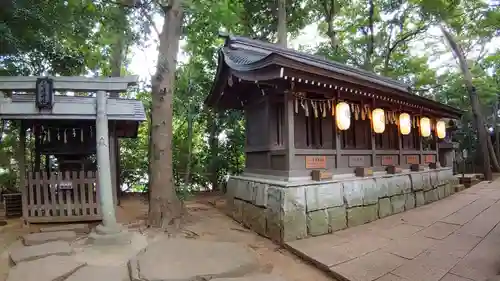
[0,76,139,92]
[371,98,376,166]
[284,89,295,172]
[19,122,28,221]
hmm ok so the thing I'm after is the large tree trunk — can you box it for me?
[440,25,492,180]
[109,7,126,206]
[148,0,184,229]
[277,0,287,47]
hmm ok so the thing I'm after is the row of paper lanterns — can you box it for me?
[335,102,446,139]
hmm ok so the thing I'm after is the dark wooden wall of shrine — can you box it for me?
[244,93,440,178]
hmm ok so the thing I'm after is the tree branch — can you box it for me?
[383,24,429,73]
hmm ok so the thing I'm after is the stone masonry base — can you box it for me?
[225,168,460,243]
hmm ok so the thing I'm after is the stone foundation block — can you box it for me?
[282,209,307,242]
[234,180,254,202]
[410,173,432,192]
[430,170,439,187]
[374,177,389,198]
[307,210,329,236]
[361,179,379,205]
[343,181,364,207]
[444,183,453,197]
[378,198,392,218]
[305,182,343,212]
[405,193,416,210]
[242,202,266,236]
[422,172,433,191]
[424,189,438,204]
[232,199,244,223]
[391,194,406,214]
[266,209,281,243]
[282,187,306,212]
[281,186,307,242]
[227,169,454,243]
[437,185,446,200]
[415,191,425,207]
[328,206,347,232]
[387,175,411,196]
[347,204,378,227]
[254,183,268,207]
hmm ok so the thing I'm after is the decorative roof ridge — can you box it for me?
[220,33,411,92]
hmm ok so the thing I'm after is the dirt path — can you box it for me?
[179,195,335,281]
[0,220,31,281]
[0,194,335,281]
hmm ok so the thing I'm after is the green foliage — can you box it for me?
[0,0,499,194]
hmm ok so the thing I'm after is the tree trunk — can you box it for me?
[277,0,287,47]
[183,107,194,185]
[495,95,500,159]
[320,0,338,50]
[487,134,500,172]
[207,109,219,191]
[109,8,125,206]
[148,0,184,229]
[364,0,375,71]
[440,25,492,180]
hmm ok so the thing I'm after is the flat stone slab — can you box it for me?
[40,224,90,234]
[7,255,86,281]
[22,231,77,246]
[128,238,260,281]
[212,275,289,281]
[10,241,73,264]
[65,265,129,281]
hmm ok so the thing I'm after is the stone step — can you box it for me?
[40,224,90,234]
[7,255,86,281]
[65,265,130,281]
[22,231,77,246]
[128,238,260,281]
[9,241,72,264]
[453,184,466,193]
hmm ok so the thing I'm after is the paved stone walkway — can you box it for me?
[5,224,290,281]
[286,180,500,281]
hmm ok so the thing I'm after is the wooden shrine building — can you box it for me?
[206,35,463,243]
[0,76,146,223]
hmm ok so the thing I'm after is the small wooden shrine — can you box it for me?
[0,76,146,223]
[206,35,463,243]
[206,35,462,179]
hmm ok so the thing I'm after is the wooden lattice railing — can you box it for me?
[23,170,101,223]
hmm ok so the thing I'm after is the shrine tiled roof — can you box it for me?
[206,34,462,118]
[222,35,410,93]
[2,94,146,121]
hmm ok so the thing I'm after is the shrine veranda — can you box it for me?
[205,35,462,243]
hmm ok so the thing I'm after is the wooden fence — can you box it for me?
[23,170,102,223]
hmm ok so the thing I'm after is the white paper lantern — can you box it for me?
[399,113,411,135]
[372,108,385,134]
[436,120,446,139]
[336,102,351,130]
[420,117,431,137]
